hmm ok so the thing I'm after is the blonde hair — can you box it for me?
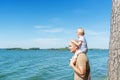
[77,28,84,35]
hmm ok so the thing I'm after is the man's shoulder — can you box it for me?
[77,53,87,60]
[78,53,86,56]
[76,53,87,66]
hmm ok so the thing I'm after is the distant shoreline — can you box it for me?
[0,47,108,50]
[1,48,40,50]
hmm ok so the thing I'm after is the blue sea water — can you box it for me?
[0,49,108,80]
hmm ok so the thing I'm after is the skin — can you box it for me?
[71,39,82,47]
[68,42,86,78]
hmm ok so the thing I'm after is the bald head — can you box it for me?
[68,41,79,53]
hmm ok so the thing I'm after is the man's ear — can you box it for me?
[75,46,77,50]
[75,46,79,49]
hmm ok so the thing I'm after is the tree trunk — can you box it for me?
[108,0,120,80]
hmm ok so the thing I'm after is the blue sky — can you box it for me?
[0,0,111,49]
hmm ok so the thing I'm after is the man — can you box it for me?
[68,41,90,80]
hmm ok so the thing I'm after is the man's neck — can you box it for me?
[75,50,79,54]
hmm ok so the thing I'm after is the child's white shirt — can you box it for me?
[78,36,88,53]
[72,36,88,60]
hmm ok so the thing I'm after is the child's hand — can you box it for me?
[71,39,79,44]
[71,39,79,47]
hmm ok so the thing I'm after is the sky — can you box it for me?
[0,0,112,49]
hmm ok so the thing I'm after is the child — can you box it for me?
[71,28,88,64]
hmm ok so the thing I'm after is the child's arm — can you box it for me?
[71,40,82,47]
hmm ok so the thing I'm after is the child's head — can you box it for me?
[76,28,84,37]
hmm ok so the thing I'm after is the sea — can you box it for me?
[0,49,108,80]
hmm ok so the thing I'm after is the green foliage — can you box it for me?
[28,48,40,50]
[6,48,25,50]
[48,47,68,50]
[6,48,40,50]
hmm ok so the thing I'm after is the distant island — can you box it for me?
[47,47,68,50]
[1,47,108,50]
[47,47,108,50]
[4,47,69,50]
[6,48,40,50]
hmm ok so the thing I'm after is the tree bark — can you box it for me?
[108,0,120,80]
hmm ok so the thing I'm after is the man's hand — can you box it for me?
[69,58,86,78]
[69,59,75,68]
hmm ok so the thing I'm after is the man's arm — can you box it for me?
[70,55,86,78]
[69,55,86,78]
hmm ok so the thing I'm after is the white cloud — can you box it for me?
[85,30,108,36]
[85,30,110,49]
[34,25,51,29]
[34,25,65,33]
[48,17,63,23]
[0,28,109,49]
[0,38,69,49]
[39,28,64,33]
[0,40,32,48]
[87,35,109,49]
[32,38,68,48]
